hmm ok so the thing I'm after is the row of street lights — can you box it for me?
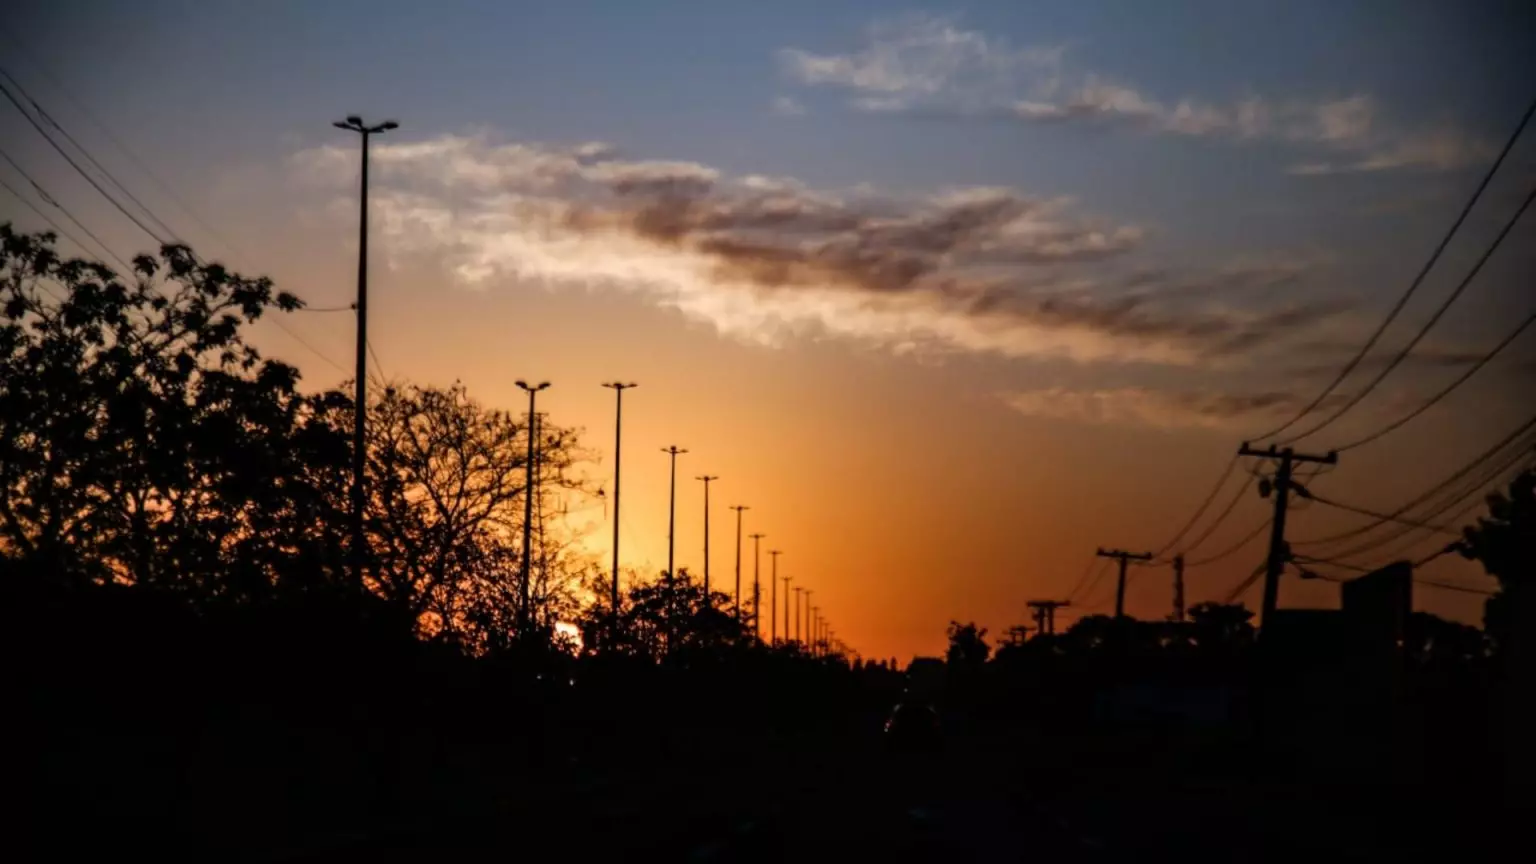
[336,115,837,653]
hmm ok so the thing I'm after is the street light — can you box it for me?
[601,382,636,614]
[661,446,688,579]
[333,115,397,589]
[517,380,550,632]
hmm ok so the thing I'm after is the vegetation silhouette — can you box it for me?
[6,226,1530,858]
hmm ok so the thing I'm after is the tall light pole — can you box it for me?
[602,382,636,614]
[749,533,766,639]
[803,588,813,650]
[792,585,803,647]
[333,115,397,588]
[768,550,782,645]
[516,380,549,631]
[661,446,688,578]
[781,574,793,647]
[730,506,749,622]
[696,474,718,599]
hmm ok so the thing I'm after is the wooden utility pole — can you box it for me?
[1097,548,1154,619]
[1238,443,1338,629]
[1026,599,1071,635]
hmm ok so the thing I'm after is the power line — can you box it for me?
[1331,311,1535,452]
[0,65,181,244]
[1278,184,1536,445]
[1294,410,1536,547]
[1149,454,1242,561]
[1247,94,1536,442]
[1171,472,1255,559]
[1315,439,1533,565]
[0,33,246,257]
[0,172,118,268]
[0,143,132,271]
[0,74,169,245]
[1185,517,1271,568]
[1301,491,1460,537]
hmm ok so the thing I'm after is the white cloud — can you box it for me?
[772,95,807,116]
[781,16,1493,173]
[293,134,1346,368]
[1000,387,1341,430]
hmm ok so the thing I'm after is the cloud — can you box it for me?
[782,16,1492,173]
[294,133,1347,366]
[772,96,807,116]
[1001,386,1352,430]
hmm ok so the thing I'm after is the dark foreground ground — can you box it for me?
[16,588,1511,862]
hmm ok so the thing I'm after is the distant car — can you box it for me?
[883,701,942,752]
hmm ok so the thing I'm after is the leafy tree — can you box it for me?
[1187,601,1255,653]
[0,225,350,599]
[945,620,990,668]
[360,381,591,644]
[1460,466,1535,651]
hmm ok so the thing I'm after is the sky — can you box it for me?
[3,0,1534,659]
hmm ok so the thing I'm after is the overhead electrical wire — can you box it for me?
[0,33,246,258]
[0,70,353,378]
[0,74,170,245]
[1277,184,1536,445]
[1246,94,1536,443]
[1330,311,1536,453]
[0,65,181,244]
[0,143,132,271]
[0,172,120,270]
[1301,491,1460,537]
[1185,518,1271,568]
[1148,454,1243,561]
[1293,410,1536,547]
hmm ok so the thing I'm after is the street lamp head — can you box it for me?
[333,121,355,131]
[380,120,399,131]
[345,115,363,126]
[538,381,550,390]
[515,379,528,389]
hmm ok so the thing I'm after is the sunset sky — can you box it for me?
[4,0,1533,659]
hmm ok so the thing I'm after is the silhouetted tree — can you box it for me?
[1460,466,1535,653]
[1187,601,1255,654]
[358,381,592,646]
[0,226,351,599]
[946,620,990,668]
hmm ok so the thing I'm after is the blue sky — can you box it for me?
[3,1,1532,652]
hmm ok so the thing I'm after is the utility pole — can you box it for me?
[769,550,783,645]
[1172,554,1186,623]
[516,380,550,632]
[802,588,813,649]
[811,607,820,656]
[730,506,749,622]
[1026,599,1071,636]
[601,382,636,614]
[333,115,397,589]
[1097,548,1153,619]
[792,581,804,642]
[696,475,718,599]
[781,575,794,647]
[749,532,766,639]
[1238,442,1338,628]
[661,446,688,579]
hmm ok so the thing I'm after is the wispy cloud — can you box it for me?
[772,95,807,116]
[294,134,1347,366]
[1001,387,1352,430]
[780,16,1492,173]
